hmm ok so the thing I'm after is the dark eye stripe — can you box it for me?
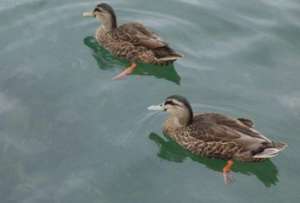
[165,100,177,106]
[94,8,101,12]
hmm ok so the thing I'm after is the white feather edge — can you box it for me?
[253,148,282,158]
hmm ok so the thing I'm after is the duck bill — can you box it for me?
[147,104,165,111]
[82,11,95,17]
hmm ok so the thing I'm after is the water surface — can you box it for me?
[1,0,300,202]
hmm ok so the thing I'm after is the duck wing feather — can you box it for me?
[114,22,167,48]
[188,113,271,143]
[178,113,286,160]
[112,23,183,60]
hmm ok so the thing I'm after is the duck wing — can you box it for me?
[237,118,254,127]
[192,113,271,142]
[187,120,241,142]
[113,23,183,60]
[116,22,168,48]
[186,113,287,159]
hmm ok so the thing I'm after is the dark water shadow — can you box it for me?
[83,36,181,85]
[149,132,279,187]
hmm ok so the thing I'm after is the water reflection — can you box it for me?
[83,36,181,84]
[149,132,279,187]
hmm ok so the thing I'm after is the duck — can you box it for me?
[83,3,183,79]
[148,95,287,184]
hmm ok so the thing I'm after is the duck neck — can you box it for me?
[102,20,117,31]
[167,110,193,129]
[97,15,117,31]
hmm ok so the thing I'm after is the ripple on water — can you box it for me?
[177,0,219,9]
[0,1,97,56]
[1,0,300,201]
[0,1,92,33]
[0,0,43,11]
[0,92,18,114]
[119,8,195,27]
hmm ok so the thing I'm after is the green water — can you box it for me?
[1,0,300,202]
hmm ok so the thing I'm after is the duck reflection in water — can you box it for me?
[149,132,279,187]
[84,36,181,84]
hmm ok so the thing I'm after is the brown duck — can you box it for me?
[83,3,183,79]
[148,95,287,183]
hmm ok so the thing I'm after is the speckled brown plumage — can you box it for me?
[96,24,182,64]
[91,4,182,64]
[149,95,287,162]
[164,113,267,161]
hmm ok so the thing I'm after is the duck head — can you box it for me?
[148,95,194,126]
[83,3,117,30]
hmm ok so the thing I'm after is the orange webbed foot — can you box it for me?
[112,63,137,80]
[223,160,234,184]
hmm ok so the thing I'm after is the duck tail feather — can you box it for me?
[158,56,182,62]
[253,142,287,158]
[172,52,184,58]
[272,141,288,150]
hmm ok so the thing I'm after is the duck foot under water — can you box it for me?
[112,63,137,80]
[223,160,234,184]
